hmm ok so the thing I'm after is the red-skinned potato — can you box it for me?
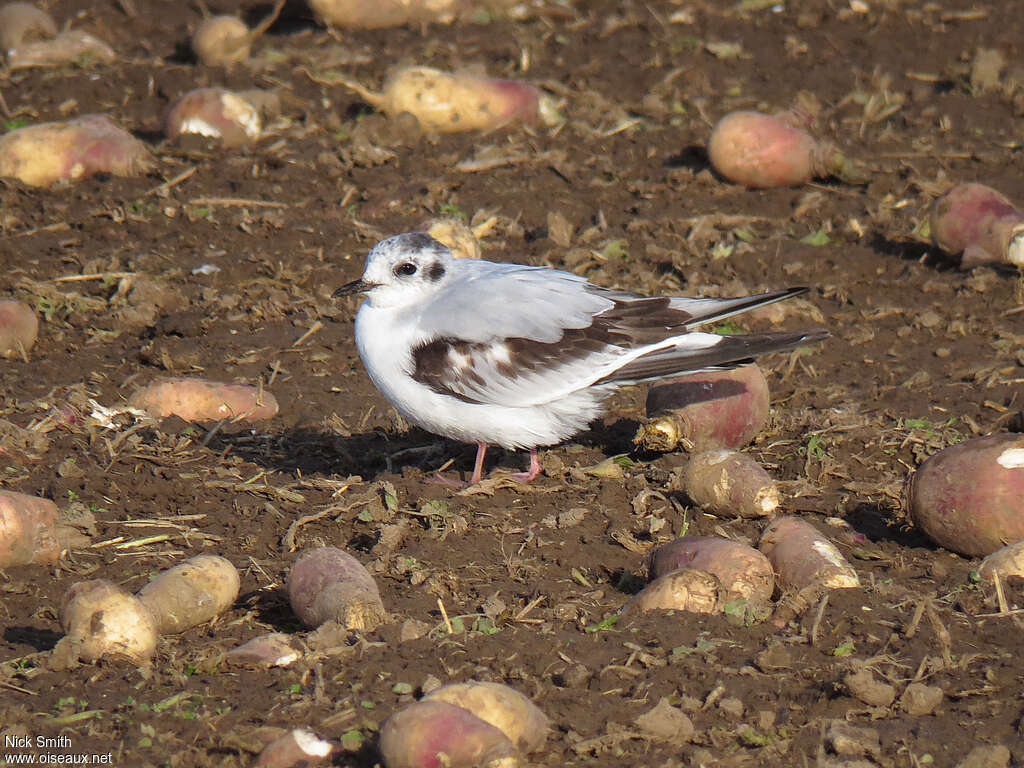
[622,568,724,616]
[309,0,459,29]
[128,377,279,422]
[635,364,769,453]
[907,434,1024,557]
[314,66,560,134]
[0,490,60,567]
[136,554,239,634]
[0,2,57,50]
[379,700,518,768]
[57,579,158,665]
[165,88,262,147]
[682,449,780,519]
[929,183,1024,269]
[649,536,774,605]
[0,298,38,359]
[287,546,386,630]
[759,516,859,590]
[7,30,116,70]
[0,114,153,187]
[708,110,866,188]
[423,682,548,754]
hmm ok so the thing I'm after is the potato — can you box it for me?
[979,539,1024,582]
[324,66,559,134]
[7,30,116,70]
[287,546,386,630]
[379,700,518,768]
[682,449,780,519]
[649,536,774,605]
[193,16,250,67]
[635,364,769,453]
[0,298,38,359]
[0,2,56,50]
[226,633,301,667]
[165,88,262,147]
[136,554,239,634]
[907,434,1024,557]
[255,729,336,768]
[128,376,279,422]
[421,218,482,260]
[621,568,724,615]
[58,579,158,664]
[929,182,1024,269]
[0,114,154,187]
[759,516,859,590]
[192,0,284,68]
[0,489,60,567]
[708,110,866,188]
[309,0,459,29]
[424,681,548,753]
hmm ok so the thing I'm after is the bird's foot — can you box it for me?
[504,448,541,483]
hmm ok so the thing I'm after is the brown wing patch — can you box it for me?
[410,294,699,400]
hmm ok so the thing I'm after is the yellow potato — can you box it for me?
[327,66,558,134]
[136,554,240,634]
[0,114,153,187]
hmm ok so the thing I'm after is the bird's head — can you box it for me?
[333,232,455,309]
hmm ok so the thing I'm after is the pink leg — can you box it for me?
[428,442,488,487]
[508,447,542,483]
[469,442,488,485]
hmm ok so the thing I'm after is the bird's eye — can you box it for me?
[395,262,417,277]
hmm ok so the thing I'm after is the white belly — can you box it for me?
[353,302,611,449]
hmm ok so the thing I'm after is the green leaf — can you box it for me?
[831,640,856,657]
[799,229,831,246]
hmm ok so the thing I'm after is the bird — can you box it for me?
[334,231,827,486]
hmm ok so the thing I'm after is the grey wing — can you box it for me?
[413,262,614,344]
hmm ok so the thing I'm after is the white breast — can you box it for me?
[352,302,612,449]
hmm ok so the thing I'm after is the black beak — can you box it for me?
[333,278,374,298]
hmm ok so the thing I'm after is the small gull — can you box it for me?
[335,232,827,485]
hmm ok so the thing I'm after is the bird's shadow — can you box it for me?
[203,376,751,480]
[203,417,651,482]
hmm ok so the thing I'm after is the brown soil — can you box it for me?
[2,0,1023,766]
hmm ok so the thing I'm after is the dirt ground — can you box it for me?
[1,0,1023,765]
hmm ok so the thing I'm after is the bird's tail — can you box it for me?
[596,327,829,385]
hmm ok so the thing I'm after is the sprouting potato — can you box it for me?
[929,183,1024,269]
[708,109,866,189]
[192,0,285,68]
[315,66,560,134]
[635,364,770,453]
